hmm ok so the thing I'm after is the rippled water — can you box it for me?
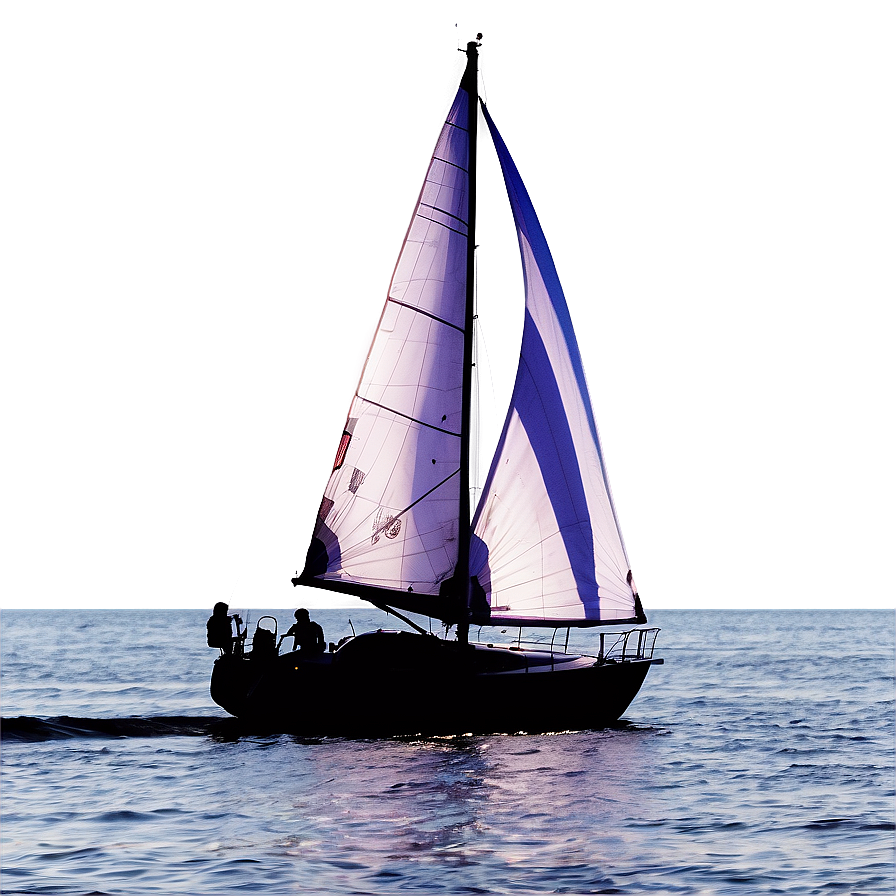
[2,609,893,895]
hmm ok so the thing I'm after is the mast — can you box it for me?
[456,35,480,645]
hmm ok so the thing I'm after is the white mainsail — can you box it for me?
[303,87,471,597]
[470,105,636,624]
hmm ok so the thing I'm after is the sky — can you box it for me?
[2,2,893,611]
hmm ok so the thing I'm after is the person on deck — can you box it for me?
[207,601,235,654]
[279,608,325,655]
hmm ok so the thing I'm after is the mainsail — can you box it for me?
[301,86,471,612]
[470,105,636,625]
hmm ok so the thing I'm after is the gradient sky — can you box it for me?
[2,2,893,610]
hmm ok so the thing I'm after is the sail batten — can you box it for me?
[354,396,462,437]
[385,298,465,332]
[414,219,467,238]
[417,202,469,226]
[431,156,467,171]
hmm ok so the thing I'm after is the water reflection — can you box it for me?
[277,726,662,892]
[378,739,489,863]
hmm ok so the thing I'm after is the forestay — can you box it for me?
[469,105,637,625]
[303,86,471,599]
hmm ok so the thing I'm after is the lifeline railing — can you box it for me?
[597,627,661,662]
[472,626,661,663]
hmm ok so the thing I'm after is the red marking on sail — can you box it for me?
[333,432,351,471]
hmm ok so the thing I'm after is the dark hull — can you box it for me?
[210,630,662,736]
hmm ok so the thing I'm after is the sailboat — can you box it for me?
[211,38,662,735]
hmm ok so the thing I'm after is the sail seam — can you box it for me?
[386,298,465,333]
[415,211,468,237]
[431,155,468,173]
[418,201,468,228]
[355,394,462,437]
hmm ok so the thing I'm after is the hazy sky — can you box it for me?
[2,2,893,611]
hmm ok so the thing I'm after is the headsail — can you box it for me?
[299,85,472,616]
[469,105,639,626]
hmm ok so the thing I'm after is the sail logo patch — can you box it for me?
[372,508,402,544]
[348,468,366,494]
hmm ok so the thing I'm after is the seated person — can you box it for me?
[207,601,235,654]
[279,608,325,655]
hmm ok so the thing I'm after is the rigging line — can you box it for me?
[366,600,430,636]
[431,155,468,173]
[414,211,468,237]
[418,200,468,227]
[355,394,462,437]
[371,468,461,541]
[444,119,469,133]
[386,297,465,333]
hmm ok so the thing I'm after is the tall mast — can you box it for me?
[456,36,480,645]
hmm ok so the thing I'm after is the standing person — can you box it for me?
[279,608,325,655]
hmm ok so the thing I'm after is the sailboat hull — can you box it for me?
[210,630,662,736]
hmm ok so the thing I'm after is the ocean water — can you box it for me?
[1,608,893,895]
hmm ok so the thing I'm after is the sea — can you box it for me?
[1,608,893,896]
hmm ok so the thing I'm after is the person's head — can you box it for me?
[213,601,229,617]
[294,608,310,622]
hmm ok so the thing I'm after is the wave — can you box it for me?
[0,714,239,742]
